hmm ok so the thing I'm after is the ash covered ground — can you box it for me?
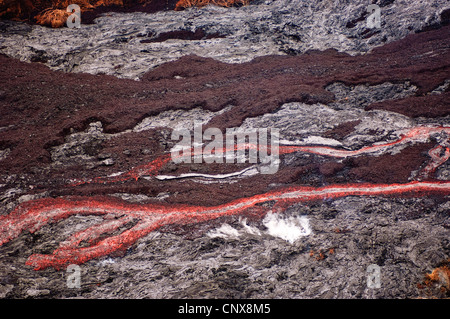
[0,0,449,299]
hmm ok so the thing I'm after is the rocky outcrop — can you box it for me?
[1,0,449,79]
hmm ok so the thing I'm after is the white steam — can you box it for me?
[207,213,312,243]
[262,212,312,244]
[207,224,241,239]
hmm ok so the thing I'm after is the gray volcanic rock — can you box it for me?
[0,0,449,301]
[0,196,448,299]
[0,0,449,79]
[81,197,449,299]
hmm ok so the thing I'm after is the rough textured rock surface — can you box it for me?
[1,0,449,79]
[0,0,449,299]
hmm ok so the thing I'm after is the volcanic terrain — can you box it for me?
[0,0,449,299]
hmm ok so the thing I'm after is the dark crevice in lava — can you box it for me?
[140,28,226,43]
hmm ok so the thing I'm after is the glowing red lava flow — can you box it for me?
[69,153,172,186]
[0,181,449,270]
[0,126,449,270]
[280,126,450,158]
[70,126,450,185]
[418,143,450,180]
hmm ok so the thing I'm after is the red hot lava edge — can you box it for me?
[0,126,449,270]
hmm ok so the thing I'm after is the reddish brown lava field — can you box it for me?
[0,25,448,178]
[0,22,449,271]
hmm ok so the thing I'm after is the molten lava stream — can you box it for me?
[0,126,449,270]
[69,126,450,186]
[0,181,449,270]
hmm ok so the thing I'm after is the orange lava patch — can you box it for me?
[0,0,253,27]
[0,0,126,26]
[425,262,450,290]
[418,259,450,298]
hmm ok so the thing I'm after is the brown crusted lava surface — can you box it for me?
[365,92,450,118]
[0,25,449,206]
[0,14,449,300]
